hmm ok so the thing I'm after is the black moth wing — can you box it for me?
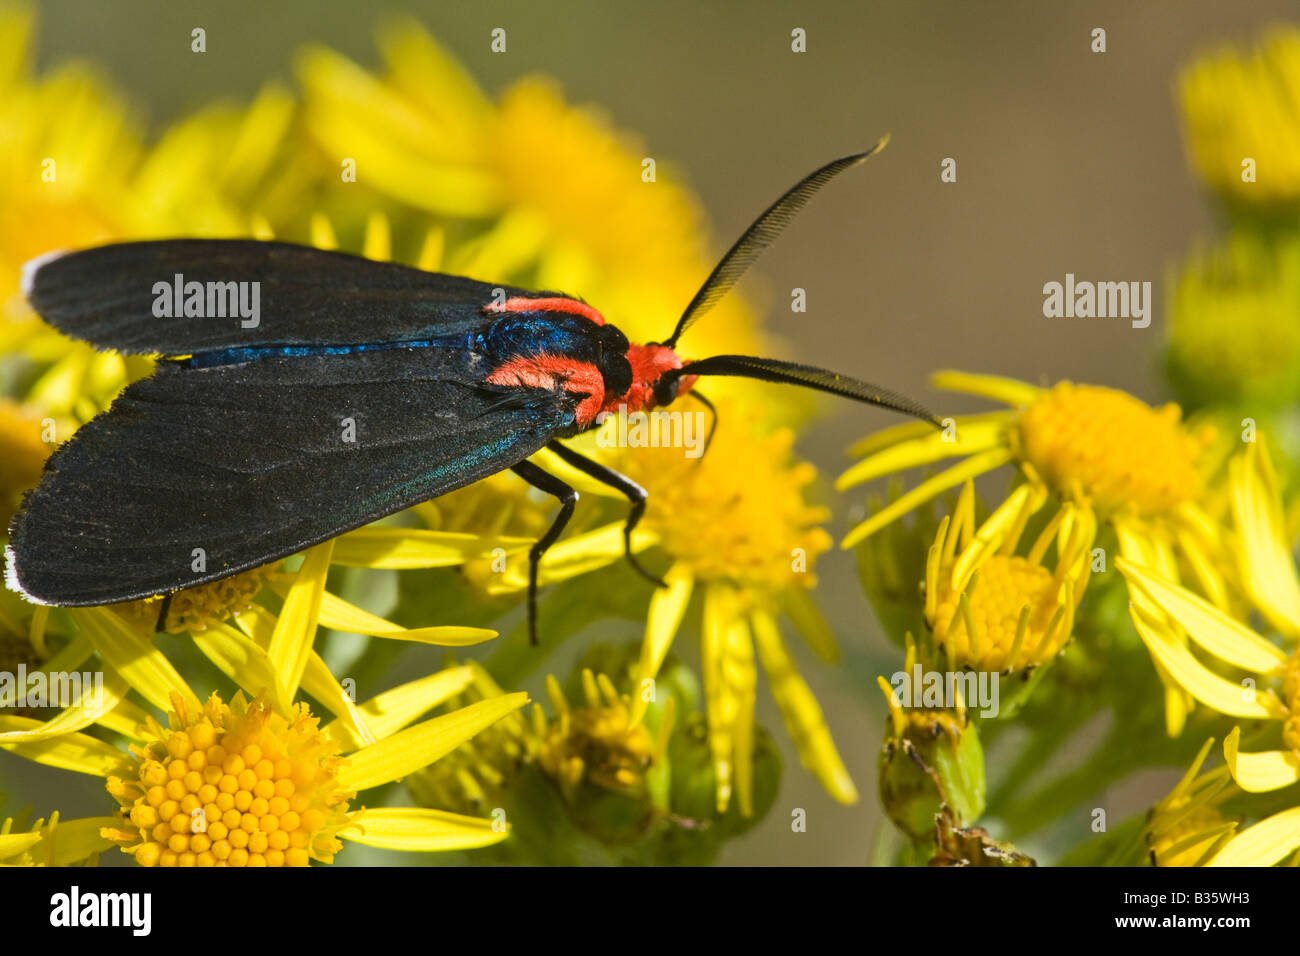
[23,239,541,355]
[8,348,582,605]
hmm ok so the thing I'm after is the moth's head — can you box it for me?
[610,342,696,414]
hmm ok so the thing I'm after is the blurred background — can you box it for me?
[11,0,1297,864]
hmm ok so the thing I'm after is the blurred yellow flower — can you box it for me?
[1166,233,1300,409]
[1179,26,1300,209]
[293,19,769,390]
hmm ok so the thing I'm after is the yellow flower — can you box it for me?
[293,19,768,386]
[1178,26,1300,209]
[1166,233,1300,408]
[0,6,297,422]
[535,669,672,804]
[0,600,528,866]
[840,372,1227,733]
[486,403,855,812]
[924,481,1094,675]
[1144,737,1238,867]
[1116,443,1300,865]
[1117,440,1298,741]
[103,691,354,867]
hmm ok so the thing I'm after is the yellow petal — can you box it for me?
[1232,442,1300,640]
[0,831,43,860]
[267,540,333,706]
[727,615,757,818]
[629,563,693,727]
[1129,610,1281,719]
[488,521,658,592]
[1223,726,1300,793]
[930,370,1043,407]
[0,717,128,776]
[841,447,1014,549]
[702,586,745,813]
[837,418,1004,491]
[337,692,528,791]
[1207,806,1300,867]
[95,697,152,741]
[340,806,507,852]
[193,623,285,708]
[235,603,375,745]
[325,666,475,751]
[312,589,495,646]
[33,816,119,866]
[330,527,529,569]
[848,411,1006,459]
[751,608,858,804]
[781,588,839,663]
[1118,559,1289,674]
[0,669,129,743]
[73,609,199,713]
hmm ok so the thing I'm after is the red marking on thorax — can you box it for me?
[603,343,695,415]
[486,355,605,427]
[486,296,606,326]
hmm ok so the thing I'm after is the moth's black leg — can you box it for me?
[546,441,667,589]
[154,592,175,634]
[511,460,578,645]
[689,389,718,459]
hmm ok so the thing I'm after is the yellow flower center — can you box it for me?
[105,692,352,867]
[930,555,1064,673]
[610,406,830,592]
[1017,383,1209,516]
[120,564,283,634]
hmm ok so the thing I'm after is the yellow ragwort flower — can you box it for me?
[1166,233,1300,408]
[484,402,855,812]
[840,371,1227,733]
[924,481,1095,675]
[0,600,529,866]
[535,669,671,804]
[104,691,354,867]
[293,19,769,392]
[1179,26,1300,209]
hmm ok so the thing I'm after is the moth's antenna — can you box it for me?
[664,137,889,349]
[668,354,941,427]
